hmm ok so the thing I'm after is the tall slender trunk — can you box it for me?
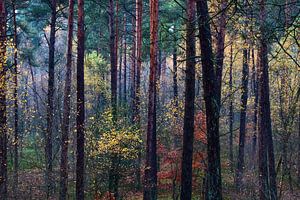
[131,10,136,121]
[118,17,123,105]
[76,0,85,199]
[0,1,7,198]
[135,0,142,124]
[196,0,222,199]
[235,48,249,189]
[46,0,57,197]
[123,14,127,103]
[251,48,258,170]
[229,43,234,172]
[258,0,277,199]
[12,1,19,195]
[143,0,158,199]
[172,36,179,147]
[109,0,117,119]
[59,0,74,199]
[135,0,143,191]
[180,1,196,200]
[109,0,119,198]
[215,0,227,106]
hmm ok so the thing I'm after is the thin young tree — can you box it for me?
[228,43,234,172]
[196,0,223,198]
[180,0,196,199]
[143,0,158,199]
[76,0,85,199]
[0,0,7,198]
[60,0,74,199]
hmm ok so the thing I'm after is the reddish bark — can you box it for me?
[143,0,158,199]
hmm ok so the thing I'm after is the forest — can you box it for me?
[0,0,299,199]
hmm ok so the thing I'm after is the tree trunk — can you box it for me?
[131,11,136,121]
[109,0,117,120]
[12,1,19,195]
[60,0,74,199]
[109,0,119,198]
[251,48,258,170]
[123,14,127,103]
[76,0,85,199]
[135,0,143,191]
[118,15,123,105]
[258,0,277,199]
[135,0,142,124]
[215,0,227,106]
[172,35,179,147]
[180,1,196,200]
[235,48,249,189]
[143,0,158,199]
[0,1,7,198]
[46,0,57,197]
[196,0,223,199]
[229,43,234,172]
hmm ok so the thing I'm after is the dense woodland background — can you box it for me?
[0,0,299,199]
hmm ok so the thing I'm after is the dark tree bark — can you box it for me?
[0,1,7,199]
[215,0,227,106]
[180,0,196,200]
[108,0,120,198]
[172,35,179,148]
[229,43,234,172]
[60,0,74,199]
[45,0,57,197]
[12,0,19,195]
[123,14,127,103]
[143,0,158,199]
[258,0,277,199]
[118,13,123,105]
[109,0,117,120]
[235,48,249,189]
[76,0,85,199]
[196,0,223,199]
[135,0,143,191]
[131,10,136,121]
[251,48,258,170]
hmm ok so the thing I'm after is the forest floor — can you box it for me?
[7,168,300,200]
[6,148,300,200]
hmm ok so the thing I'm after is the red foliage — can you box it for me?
[194,111,207,144]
